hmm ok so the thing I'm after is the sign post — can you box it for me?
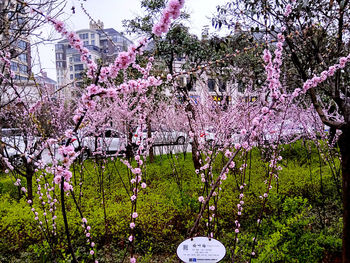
[177,237,226,263]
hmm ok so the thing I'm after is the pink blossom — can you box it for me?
[132,212,138,219]
[242,141,249,149]
[133,168,141,174]
[224,150,232,158]
[263,49,272,63]
[284,4,292,17]
[262,107,269,114]
[63,182,73,192]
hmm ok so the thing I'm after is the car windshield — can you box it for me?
[1,128,22,137]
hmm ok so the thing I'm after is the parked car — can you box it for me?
[1,128,40,166]
[132,127,187,146]
[71,128,127,159]
[262,123,305,144]
[197,127,242,146]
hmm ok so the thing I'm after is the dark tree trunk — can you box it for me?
[339,128,350,263]
[147,117,154,163]
[185,97,201,171]
[126,123,134,160]
[0,126,4,171]
[191,140,201,171]
[26,164,34,201]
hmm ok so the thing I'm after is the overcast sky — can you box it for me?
[33,0,229,80]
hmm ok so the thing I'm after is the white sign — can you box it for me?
[177,236,226,263]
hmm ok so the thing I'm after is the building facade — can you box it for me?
[0,0,37,108]
[0,0,32,81]
[55,20,133,98]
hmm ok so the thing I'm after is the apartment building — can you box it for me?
[0,0,32,81]
[0,0,37,108]
[55,20,133,98]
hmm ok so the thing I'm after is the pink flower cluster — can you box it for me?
[81,218,97,260]
[152,0,185,36]
[262,32,286,101]
[295,54,350,96]
[45,17,97,78]
[113,38,148,71]
[0,49,15,81]
[53,172,73,192]
[284,4,292,17]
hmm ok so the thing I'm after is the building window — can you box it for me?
[56,61,63,68]
[70,74,73,80]
[19,64,28,74]
[91,33,95,39]
[15,75,28,81]
[83,41,89,46]
[75,73,83,79]
[79,33,88,39]
[11,62,17,71]
[219,80,226,92]
[56,53,63,60]
[208,79,215,92]
[55,44,64,50]
[186,77,195,91]
[91,40,95,45]
[18,53,27,62]
[70,66,73,71]
[73,54,81,62]
[238,81,244,93]
[18,40,27,50]
[74,64,84,71]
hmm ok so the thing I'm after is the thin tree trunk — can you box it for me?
[186,100,201,170]
[191,139,201,171]
[339,129,350,263]
[26,164,33,201]
[147,117,154,163]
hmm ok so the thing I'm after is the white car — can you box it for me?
[71,128,127,158]
[262,123,305,144]
[132,127,187,146]
[1,128,40,166]
[197,127,242,146]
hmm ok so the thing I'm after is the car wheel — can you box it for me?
[207,139,214,145]
[11,155,24,167]
[79,149,90,161]
[176,136,185,145]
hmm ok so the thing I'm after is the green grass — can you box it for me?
[0,140,343,262]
